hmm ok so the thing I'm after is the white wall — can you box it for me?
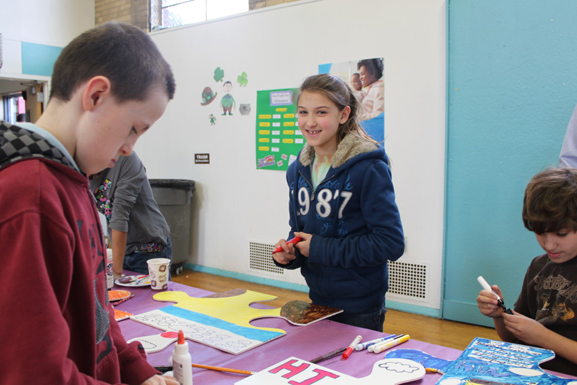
[140,0,446,312]
[0,0,94,79]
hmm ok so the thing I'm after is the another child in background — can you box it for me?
[477,168,577,375]
[0,23,177,384]
[90,151,171,281]
[350,72,365,103]
[273,74,405,332]
[350,72,363,92]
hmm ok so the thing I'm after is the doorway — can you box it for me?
[0,77,48,123]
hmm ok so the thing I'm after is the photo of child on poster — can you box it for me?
[319,57,384,144]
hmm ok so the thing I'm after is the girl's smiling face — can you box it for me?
[297,91,350,157]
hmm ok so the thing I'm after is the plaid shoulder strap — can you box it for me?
[0,121,74,170]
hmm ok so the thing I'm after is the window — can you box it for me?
[151,0,249,31]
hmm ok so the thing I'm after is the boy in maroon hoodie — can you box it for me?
[0,22,177,384]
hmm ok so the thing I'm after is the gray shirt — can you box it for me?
[89,152,169,255]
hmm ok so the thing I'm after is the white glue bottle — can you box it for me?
[172,330,193,385]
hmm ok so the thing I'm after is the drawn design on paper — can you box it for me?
[237,71,248,87]
[385,349,453,374]
[234,357,425,385]
[239,103,251,116]
[127,331,178,353]
[214,67,224,82]
[201,86,217,106]
[130,289,342,355]
[220,81,236,115]
[435,338,577,385]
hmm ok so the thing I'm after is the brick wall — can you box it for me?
[95,0,149,30]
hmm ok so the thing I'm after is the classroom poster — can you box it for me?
[255,88,302,171]
[319,57,385,144]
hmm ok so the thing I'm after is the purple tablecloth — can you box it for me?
[116,279,460,384]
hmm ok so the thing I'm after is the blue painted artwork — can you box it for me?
[435,338,577,385]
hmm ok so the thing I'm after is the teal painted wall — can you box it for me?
[21,42,62,77]
[445,1,577,326]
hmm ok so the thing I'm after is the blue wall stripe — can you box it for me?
[183,263,442,318]
[21,42,62,77]
[184,263,310,293]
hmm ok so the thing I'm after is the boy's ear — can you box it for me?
[81,76,112,112]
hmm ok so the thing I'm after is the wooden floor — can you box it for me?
[171,269,499,351]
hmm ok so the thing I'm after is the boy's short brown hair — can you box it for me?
[50,22,175,103]
[523,167,577,234]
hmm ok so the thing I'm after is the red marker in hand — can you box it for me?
[272,237,302,254]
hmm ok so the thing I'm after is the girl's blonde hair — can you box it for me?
[297,74,377,145]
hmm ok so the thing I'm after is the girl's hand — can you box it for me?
[272,238,297,265]
[503,310,547,346]
[140,374,179,385]
[294,232,312,257]
[477,285,505,318]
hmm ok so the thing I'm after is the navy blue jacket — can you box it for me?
[276,134,405,313]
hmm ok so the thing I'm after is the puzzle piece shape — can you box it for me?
[437,338,577,385]
[130,289,341,355]
[235,357,425,385]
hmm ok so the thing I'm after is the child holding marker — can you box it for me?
[477,168,577,375]
[273,74,404,332]
[0,23,177,384]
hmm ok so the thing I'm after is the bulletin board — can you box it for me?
[255,88,302,171]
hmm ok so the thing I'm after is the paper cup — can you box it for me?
[147,258,170,290]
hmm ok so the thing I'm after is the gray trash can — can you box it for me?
[149,179,195,276]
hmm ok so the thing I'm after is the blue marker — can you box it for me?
[355,334,398,351]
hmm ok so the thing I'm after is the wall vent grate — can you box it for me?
[249,241,284,275]
[388,260,427,299]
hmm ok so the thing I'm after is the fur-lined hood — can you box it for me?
[298,134,379,168]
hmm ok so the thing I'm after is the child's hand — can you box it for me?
[502,310,547,346]
[294,232,312,257]
[272,238,297,265]
[141,374,179,385]
[477,285,505,318]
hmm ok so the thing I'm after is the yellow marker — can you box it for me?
[370,334,410,353]
[283,122,295,126]
[283,130,295,135]
[276,108,287,112]
[282,139,294,144]
[259,138,270,143]
[259,122,270,127]
[259,130,270,135]
[283,113,295,118]
[258,146,269,151]
[259,114,272,119]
